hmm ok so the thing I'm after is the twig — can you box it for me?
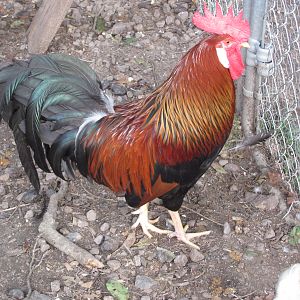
[232,290,256,299]
[0,203,31,213]
[24,234,48,300]
[38,181,104,269]
[181,205,223,226]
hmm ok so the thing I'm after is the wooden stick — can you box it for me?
[27,0,73,54]
[38,181,104,269]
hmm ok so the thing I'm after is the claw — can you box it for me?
[131,203,171,237]
[168,210,211,250]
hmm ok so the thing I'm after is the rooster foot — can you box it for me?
[132,203,171,238]
[168,210,211,250]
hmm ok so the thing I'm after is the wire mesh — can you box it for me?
[258,0,300,194]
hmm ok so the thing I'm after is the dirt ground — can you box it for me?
[0,1,299,300]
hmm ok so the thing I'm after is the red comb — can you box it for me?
[192,2,250,42]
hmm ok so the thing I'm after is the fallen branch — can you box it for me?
[38,181,104,269]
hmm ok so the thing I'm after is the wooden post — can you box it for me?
[27,0,73,54]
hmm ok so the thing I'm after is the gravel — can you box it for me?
[189,249,205,262]
[156,247,175,263]
[50,280,61,292]
[100,236,119,252]
[134,275,158,292]
[86,209,97,221]
[7,288,25,300]
[174,254,188,267]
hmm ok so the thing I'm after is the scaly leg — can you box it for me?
[168,210,211,250]
[131,203,171,238]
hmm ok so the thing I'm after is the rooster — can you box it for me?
[0,3,250,249]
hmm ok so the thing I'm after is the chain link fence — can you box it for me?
[197,0,299,195]
[258,0,299,194]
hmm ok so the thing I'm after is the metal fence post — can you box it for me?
[242,0,268,137]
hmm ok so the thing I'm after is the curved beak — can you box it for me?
[241,42,250,48]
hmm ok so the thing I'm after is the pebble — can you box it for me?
[219,159,229,166]
[107,260,121,271]
[189,249,205,262]
[100,236,119,252]
[135,275,158,291]
[50,280,61,292]
[110,83,127,96]
[177,11,189,22]
[265,228,276,239]
[0,185,6,196]
[111,22,133,35]
[141,297,151,300]
[156,247,175,263]
[133,255,142,267]
[7,288,25,300]
[165,15,175,25]
[17,189,38,203]
[90,247,100,255]
[86,209,97,221]
[1,200,8,209]
[223,222,231,235]
[24,209,34,219]
[174,254,188,267]
[66,232,82,242]
[28,291,51,300]
[224,163,240,173]
[94,234,104,245]
[230,184,239,192]
[156,20,166,28]
[100,222,110,232]
[245,191,280,210]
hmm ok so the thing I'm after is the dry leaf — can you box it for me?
[229,250,242,262]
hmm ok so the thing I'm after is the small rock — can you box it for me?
[50,280,61,292]
[94,234,104,245]
[0,174,10,182]
[90,247,100,255]
[156,247,175,263]
[100,222,110,232]
[71,8,82,23]
[107,260,121,271]
[141,297,151,300]
[0,185,6,196]
[1,200,8,209]
[111,22,133,35]
[66,232,82,242]
[156,20,166,28]
[110,83,127,96]
[163,3,171,14]
[153,9,160,19]
[223,222,231,235]
[135,275,158,292]
[133,255,141,267]
[75,218,89,228]
[246,190,280,210]
[134,24,143,32]
[165,15,175,25]
[178,11,189,22]
[219,159,229,166]
[17,189,38,203]
[224,163,240,173]
[189,249,205,262]
[28,290,51,300]
[174,254,188,267]
[45,173,57,181]
[100,236,119,252]
[86,209,97,221]
[230,184,239,192]
[265,228,276,239]
[24,210,34,219]
[8,288,24,300]
[103,297,114,300]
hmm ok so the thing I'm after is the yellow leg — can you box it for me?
[131,203,171,238]
[168,210,211,250]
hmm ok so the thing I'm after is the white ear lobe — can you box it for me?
[216,47,229,68]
